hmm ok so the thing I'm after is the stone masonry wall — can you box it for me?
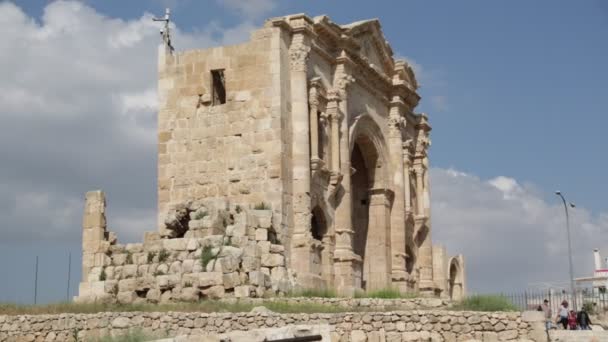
[77,195,295,303]
[0,310,546,342]
[157,26,288,241]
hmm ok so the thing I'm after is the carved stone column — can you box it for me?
[309,85,321,169]
[366,188,393,291]
[288,33,315,288]
[326,93,341,174]
[414,165,425,217]
[413,126,435,294]
[403,140,413,214]
[387,100,408,292]
[332,55,358,296]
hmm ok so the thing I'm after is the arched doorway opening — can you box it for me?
[350,127,390,291]
[448,258,463,300]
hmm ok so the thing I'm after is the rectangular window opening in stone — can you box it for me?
[211,69,226,105]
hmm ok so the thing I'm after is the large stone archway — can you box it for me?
[349,115,392,291]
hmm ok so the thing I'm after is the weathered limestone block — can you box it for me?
[234,285,252,298]
[164,238,187,251]
[202,235,225,248]
[186,239,199,251]
[182,259,195,273]
[248,270,268,287]
[261,253,284,267]
[111,317,131,329]
[122,265,137,279]
[249,210,272,228]
[257,241,271,255]
[351,330,367,342]
[196,272,223,287]
[497,330,518,341]
[157,274,180,289]
[137,265,149,277]
[223,272,241,289]
[117,291,137,304]
[160,290,172,303]
[126,243,143,253]
[146,288,161,303]
[118,278,136,292]
[269,244,284,253]
[202,285,225,299]
[157,263,169,274]
[169,261,182,274]
[179,287,200,301]
[242,257,260,272]
[255,229,268,241]
[112,254,127,266]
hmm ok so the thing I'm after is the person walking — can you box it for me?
[577,308,592,330]
[541,299,553,330]
[557,300,569,329]
[568,309,578,330]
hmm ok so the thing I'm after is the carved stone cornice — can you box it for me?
[289,44,311,72]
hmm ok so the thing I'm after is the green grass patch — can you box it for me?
[0,298,406,316]
[450,295,518,312]
[287,288,338,298]
[355,288,416,299]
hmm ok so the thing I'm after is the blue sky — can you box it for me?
[1,0,607,303]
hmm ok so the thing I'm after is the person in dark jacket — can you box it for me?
[577,309,592,330]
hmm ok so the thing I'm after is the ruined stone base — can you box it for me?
[77,197,296,303]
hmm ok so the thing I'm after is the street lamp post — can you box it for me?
[555,190,577,311]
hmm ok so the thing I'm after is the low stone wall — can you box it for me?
[0,310,546,342]
[225,296,449,310]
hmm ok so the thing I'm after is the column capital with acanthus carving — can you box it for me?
[388,114,406,137]
[289,44,311,72]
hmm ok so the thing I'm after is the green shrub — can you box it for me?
[158,249,170,263]
[253,202,270,210]
[451,295,518,312]
[200,245,216,269]
[99,268,107,281]
[147,252,156,263]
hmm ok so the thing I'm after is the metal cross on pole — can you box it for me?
[153,8,174,51]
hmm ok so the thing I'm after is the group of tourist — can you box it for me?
[538,299,592,330]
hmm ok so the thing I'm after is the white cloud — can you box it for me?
[431,168,608,293]
[0,1,258,243]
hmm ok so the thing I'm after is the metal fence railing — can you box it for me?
[497,288,608,313]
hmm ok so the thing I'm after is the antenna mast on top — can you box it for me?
[153,8,174,52]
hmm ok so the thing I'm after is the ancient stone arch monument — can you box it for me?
[77,14,465,303]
